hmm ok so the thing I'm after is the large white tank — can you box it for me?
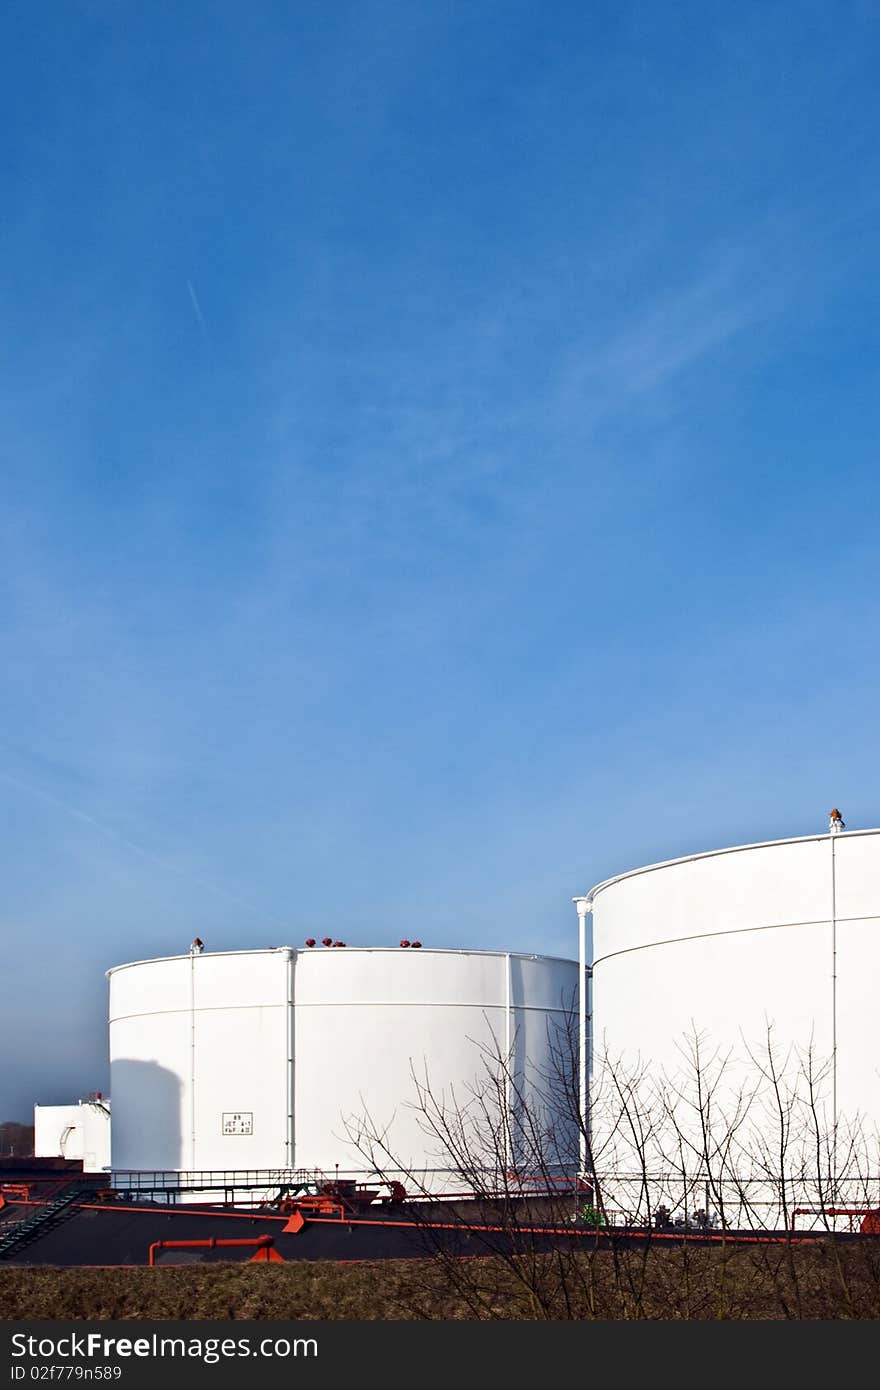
[588,827,880,1140]
[108,947,578,1187]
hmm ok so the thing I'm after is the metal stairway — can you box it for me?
[0,1181,90,1261]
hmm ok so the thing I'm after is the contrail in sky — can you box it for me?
[0,767,289,932]
[187,279,208,339]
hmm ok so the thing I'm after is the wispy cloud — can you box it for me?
[187,279,208,340]
[0,764,289,931]
[555,244,789,432]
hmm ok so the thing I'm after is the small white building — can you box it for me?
[33,1096,111,1173]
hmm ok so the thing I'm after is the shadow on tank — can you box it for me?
[108,1059,182,1176]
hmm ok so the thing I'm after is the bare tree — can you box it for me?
[339,1012,880,1319]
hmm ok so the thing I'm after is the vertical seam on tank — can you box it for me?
[503,952,511,1175]
[831,834,837,1154]
[190,952,196,1170]
[286,950,295,1170]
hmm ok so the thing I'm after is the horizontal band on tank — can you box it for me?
[592,913,880,969]
[585,826,880,902]
[109,999,577,1024]
[106,946,577,977]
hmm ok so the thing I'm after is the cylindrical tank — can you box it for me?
[588,827,880,1134]
[33,1100,111,1173]
[108,947,578,1185]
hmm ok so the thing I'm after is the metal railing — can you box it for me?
[109,1168,331,1202]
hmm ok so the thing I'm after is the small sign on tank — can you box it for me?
[221,1111,253,1135]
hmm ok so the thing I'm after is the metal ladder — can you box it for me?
[0,1181,89,1261]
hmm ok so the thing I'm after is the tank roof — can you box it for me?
[106,945,578,977]
[584,826,880,903]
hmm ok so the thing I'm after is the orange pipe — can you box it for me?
[298,1214,827,1245]
[148,1234,273,1266]
[13,1197,295,1222]
[790,1206,878,1230]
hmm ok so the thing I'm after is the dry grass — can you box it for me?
[2,1242,880,1320]
[0,1260,422,1321]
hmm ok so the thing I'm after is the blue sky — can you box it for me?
[2,1,880,1120]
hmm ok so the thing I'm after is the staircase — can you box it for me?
[0,1181,91,1261]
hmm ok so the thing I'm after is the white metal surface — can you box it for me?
[586,828,880,1134]
[108,947,578,1186]
[33,1100,111,1172]
[573,897,590,1176]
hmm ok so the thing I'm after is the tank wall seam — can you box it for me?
[592,916,834,968]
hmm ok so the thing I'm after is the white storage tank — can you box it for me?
[33,1097,111,1173]
[587,826,880,1136]
[108,946,578,1187]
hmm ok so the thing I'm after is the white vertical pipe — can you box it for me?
[189,951,197,1171]
[286,949,295,1171]
[830,831,838,1166]
[503,952,511,1176]
[574,897,591,1177]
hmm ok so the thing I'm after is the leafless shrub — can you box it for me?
[341,1009,880,1319]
